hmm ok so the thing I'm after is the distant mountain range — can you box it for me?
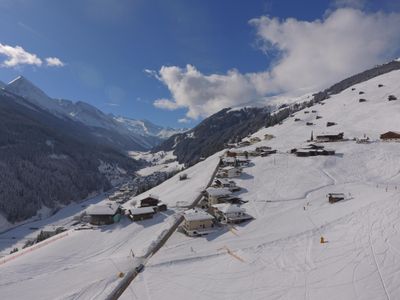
[3,76,186,151]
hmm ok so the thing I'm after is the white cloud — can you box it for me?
[154,97,180,110]
[0,43,65,68]
[0,43,42,67]
[178,118,191,124]
[152,65,268,119]
[45,57,64,67]
[152,8,400,119]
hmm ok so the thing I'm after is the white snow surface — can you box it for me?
[2,69,400,300]
[122,70,400,300]
[0,152,220,299]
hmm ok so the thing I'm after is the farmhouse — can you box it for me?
[128,207,155,221]
[380,131,400,141]
[86,202,122,225]
[182,209,216,237]
[328,193,345,204]
[315,132,344,142]
[211,204,253,224]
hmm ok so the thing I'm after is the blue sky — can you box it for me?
[0,0,400,128]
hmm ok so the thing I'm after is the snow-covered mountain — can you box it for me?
[114,116,187,139]
[0,80,5,89]
[3,76,184,150]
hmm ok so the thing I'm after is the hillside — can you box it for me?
[156,60,400,166]
[4,76,183,150]
[0,89,141,225]
[124,69,400,299]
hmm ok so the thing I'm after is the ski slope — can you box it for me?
[123,70,400,300]
[0,154,220,299]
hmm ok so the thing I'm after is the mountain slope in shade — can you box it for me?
[4,76,183,150]
[0,88,141,224]
[0,80,5,89]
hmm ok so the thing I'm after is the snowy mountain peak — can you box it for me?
[5,75,63,113]
[114,116,188,139]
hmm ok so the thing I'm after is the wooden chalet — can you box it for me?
[86,202,122,225]
[328,193,345,204]
[140,195,160,207]
[182,209,216,237]
[295,144,335,157]
[128,207,155,221]
[380,131,400,141]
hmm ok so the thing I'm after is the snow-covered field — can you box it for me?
[123,70,400,300]
[0,154,219,299]
[128,150,183,176]
[1,69,400,300]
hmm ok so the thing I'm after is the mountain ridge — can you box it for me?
[3,76,185,150]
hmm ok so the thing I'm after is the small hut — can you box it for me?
[380,131,400,141]
[328,193,345,204]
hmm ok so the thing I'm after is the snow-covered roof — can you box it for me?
[221,166,240,171]
[215,178,231,184]
[236,157,249,162]
[130,207,155,215]
[86,202,120,216]
[183,209,214,221]
[222,157,235,163]
[206,187,232,197]
[212,203,245,214]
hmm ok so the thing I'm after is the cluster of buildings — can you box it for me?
[291,144,335,157]
[181,177,253,237]
[85,194,167,225]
